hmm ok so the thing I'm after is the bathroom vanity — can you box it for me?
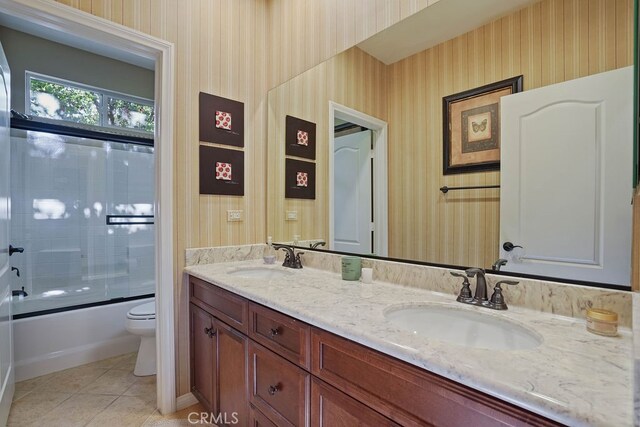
[185,254,631,427]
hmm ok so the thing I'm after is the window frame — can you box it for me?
[25,70,154,134]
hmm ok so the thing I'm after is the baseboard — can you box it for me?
[15,335,140,382]
[176,392,199,410]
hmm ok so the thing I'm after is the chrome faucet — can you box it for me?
[272,243,304,269]
[491,258,508,271]
[450,269,519,310]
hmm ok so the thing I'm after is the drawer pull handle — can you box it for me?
[204,327,216,338]
[269,327,281,338]
[268,384,281,396]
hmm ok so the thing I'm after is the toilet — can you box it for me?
[125,300,156,376]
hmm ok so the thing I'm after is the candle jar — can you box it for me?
[586,308,618,337]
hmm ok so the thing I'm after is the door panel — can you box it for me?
[333,131,372,254]
[190,304,215,411]
[500,67,633,285]
[0,41,12,426]
[217,319,248,425]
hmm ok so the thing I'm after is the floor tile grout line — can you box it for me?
[81,394,121,427]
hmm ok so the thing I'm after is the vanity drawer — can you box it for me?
[249,341,310,427]
[311,328,562,427]
[189,275,248,334]
[311,378,400,427]
[249,405,278,427]
[249,302,311,369]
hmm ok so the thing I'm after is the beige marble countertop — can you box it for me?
[185,259,632,427]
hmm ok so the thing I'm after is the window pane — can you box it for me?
[107,97,155,132]
[29,78,101,125]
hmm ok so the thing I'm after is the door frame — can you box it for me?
[0,0,176,414]
[329,101,388,256]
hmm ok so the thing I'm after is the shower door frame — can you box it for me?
[0,0,177,415]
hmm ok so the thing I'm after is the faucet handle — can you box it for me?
[450,271,472,301]
[489,280,519,310]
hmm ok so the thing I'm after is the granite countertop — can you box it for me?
[185,259,632,427]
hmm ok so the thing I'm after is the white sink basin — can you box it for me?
[227,266,294,280]
[384,305,542,351]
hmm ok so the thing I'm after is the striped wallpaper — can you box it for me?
[54,0,433,397]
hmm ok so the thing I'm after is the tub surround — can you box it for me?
[13,298,153,382]
[185,246,631,426]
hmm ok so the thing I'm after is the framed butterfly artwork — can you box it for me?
[442,75,523,175]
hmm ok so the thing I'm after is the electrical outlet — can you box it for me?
[227,210,243,222]
[286,211,298,221]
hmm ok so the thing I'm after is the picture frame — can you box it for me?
[442,75,523,175]
[285,158,315,199]
[199,92,244,147]
[199,145,244,196]
[285,115,316,160]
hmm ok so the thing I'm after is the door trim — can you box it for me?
[329,102,388,257]
[0,0,177,414]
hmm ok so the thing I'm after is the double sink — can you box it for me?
[227,266,542,352]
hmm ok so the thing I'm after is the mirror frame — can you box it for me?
[289,245,631,292]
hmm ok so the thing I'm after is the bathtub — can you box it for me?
[13,297,153,381]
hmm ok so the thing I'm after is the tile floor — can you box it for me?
[9,353,211,426]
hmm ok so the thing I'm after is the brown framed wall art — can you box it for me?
[442,75,523,175]
[285,115,316,160]
[285,158,315,199]
[199,145,244,196]
[199,92,244,147]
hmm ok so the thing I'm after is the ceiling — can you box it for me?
[357,0,539,65]
[0,12,154,70]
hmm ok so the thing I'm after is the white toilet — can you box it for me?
[125,300,156,376]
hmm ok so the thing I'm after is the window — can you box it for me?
[27,72,154,134]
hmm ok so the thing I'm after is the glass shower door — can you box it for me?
[10,128,155,317]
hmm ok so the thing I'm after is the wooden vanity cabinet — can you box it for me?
[311,328,562,427]
[189,277,249,424]
[189,275,562,427]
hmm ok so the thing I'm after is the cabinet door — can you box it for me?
[216,318,249,425]
[249,405,279,427]
[190,303,216,411]
[311,378,399,427]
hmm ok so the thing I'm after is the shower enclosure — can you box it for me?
[9,127,155,317]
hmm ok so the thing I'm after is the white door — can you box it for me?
[0,42,13,425]
[333,130,372,254]
[500,66,633,285]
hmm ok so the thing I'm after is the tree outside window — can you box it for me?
[28,74,154,134]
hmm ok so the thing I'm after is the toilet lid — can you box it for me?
[128,301,156,319]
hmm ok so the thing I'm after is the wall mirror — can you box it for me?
[266,0,636,289]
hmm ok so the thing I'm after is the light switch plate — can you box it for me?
[227,210,243,222]
[286,211,298,221]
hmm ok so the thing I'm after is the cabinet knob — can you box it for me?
[204,327,216,338]
[269,327,281,338]
[267,384,281,396]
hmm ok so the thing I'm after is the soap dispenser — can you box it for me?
[264,236,277,264]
